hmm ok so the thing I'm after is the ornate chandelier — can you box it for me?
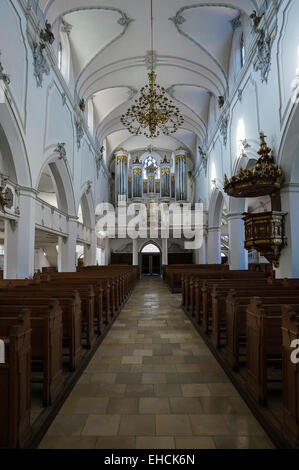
[121,0,184,138]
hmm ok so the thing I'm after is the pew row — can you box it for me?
[0,310,31,449]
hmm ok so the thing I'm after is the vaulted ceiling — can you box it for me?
[38,0,263,162]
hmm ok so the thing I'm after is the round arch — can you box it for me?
[141,243,161,254]
[139,239,162,254]
[36,152,76,216]
[208,187,227,228]
[77,187,95,228]
[0,101,31,186]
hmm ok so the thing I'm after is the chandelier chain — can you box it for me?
[120,0,184,139]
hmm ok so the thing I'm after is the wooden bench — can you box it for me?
[281,305,299,447]
[43,275,104,335]
[225,289,299,371]
[246,298,299,405]
[31,283,95,349]
[197,272,270,334]
[0,299,63,406]
[0,310,31,449]
[0,290,81,371]
[165,264,230,292]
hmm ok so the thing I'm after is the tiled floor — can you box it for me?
[39,279,274,449]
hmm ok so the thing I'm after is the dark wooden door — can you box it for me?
[141,254,161,276]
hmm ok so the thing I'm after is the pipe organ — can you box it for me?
[114,148,188,203]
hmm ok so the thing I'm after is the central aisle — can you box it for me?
[39,280,273,449]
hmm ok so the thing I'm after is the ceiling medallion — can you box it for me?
[121,0,184,139]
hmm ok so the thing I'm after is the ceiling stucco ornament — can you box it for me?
[220,116,229,147]
[75,119,84,150]
[253,27,277,83]
[0,51,10,85]
[230,15,242,31]
[61,19,72,35]
[198,145,208,177]
[169,14,186,26]
[86,180,93,194]
[54,142,67,161]
[96,145,105,179]
[31,41,50,88]
[40,20,55,45]
[117,13,134,27]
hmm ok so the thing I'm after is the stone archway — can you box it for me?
[139,240,162,277]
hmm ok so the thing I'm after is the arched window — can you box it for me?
[87,99,94,135]
[58,42,63,71]
[141,243,160,253]
[58,22,71,83]
[240,34,245,68]
[143,155,158,179]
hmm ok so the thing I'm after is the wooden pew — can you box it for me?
[0,299,63,406]
[210,278,278,348]
[0,310,31,449]
[43,275,104,335]
[281,305,299,447]
[246,298,299,405]
[30,283,95,349]
[0,290,81,371]
[196,271,270,335]
[225,289,299,371]
[46,272,120,323]
[165,264,230,292]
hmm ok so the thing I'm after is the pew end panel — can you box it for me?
[282,305,299,447]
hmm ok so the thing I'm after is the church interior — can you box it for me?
[1,0,299,451]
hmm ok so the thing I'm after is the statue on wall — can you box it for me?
[40,20,55,45]
[218,96,224,109]
[32,42,50,87]
[79,98,86,112]
[250,10,264,32]
[0,177,14,213]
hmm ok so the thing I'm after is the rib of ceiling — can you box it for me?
[39,0,260,163]
[105,129,197,161]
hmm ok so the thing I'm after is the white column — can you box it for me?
[132,238,138,266]
[276,185,299,278]
[207,227,221,264]
[58,218,77,272]
[227,213,248,270]
[195,233,208,264]
[162,238,168,265]
[84,230,97,266]
[104,237,110,266]
[4,188,36,279]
